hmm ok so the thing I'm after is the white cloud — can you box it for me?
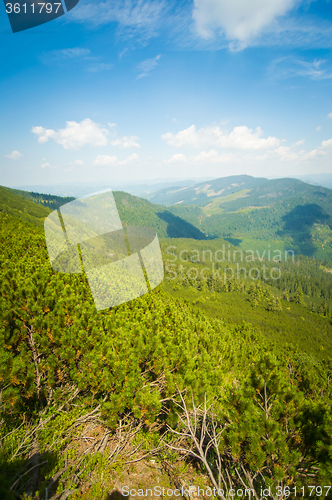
[316,126,322,132]
[136,54,161,79]
[93,155,118,167]
[41,162,51,168]
[32,119,109,150]
[190,150,236,163]
[321,138,332,149]
[162,124,281,150]
[93,153,139,167]
[292,139,305,146]
[32,119,141,151]
[74,160,84,165]
[273,137,332,161]
[328,112,332,119]
[110,136,141,148]
[269,57,332,81]
[65,0,332,52]
[192,0,297,47]
[5,150,23,160]
[164,153,187,163]
[274,145,303,161]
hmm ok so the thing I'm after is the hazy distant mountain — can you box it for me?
[291,174,332,190]
[167,176,332,262]
[11,177,214,199]
[145,175,268,206]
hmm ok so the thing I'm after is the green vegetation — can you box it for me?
[0,186,50,228]
[167,178,332,263]
[113,191,206,239]
[1,186,332,498]
[7,188,75,210]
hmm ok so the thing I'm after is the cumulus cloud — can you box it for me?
[162,124,280,150]
[273,137,332,161]
[110,136,141,148]
[274,145,304,161]
[136,54,161,79]
[321,138,332,149]
[292,139,305,146]
[164,153,187,163]
[93,153,139,167]
[32,119,109,150]
[5,150,23,160]
[190,150,236,163]
[64,0,332,52]
[192,0,297,47]
[328,112,332,118]
[41,162,51,168]
[32,119,141,150]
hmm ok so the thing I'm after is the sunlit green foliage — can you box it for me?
[1,187,332,497]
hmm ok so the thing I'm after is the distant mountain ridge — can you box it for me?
[165,176,332,263]
[2,176,332,262]
[145,175,267,206]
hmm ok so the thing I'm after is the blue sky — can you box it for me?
[0,0,331,187]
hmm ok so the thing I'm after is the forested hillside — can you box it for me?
[165,177,332,264]
[0,185,207,240]
[7,187,75,211]
[0,186,50,228]
[113,191,206,239]
[1,186,332,498]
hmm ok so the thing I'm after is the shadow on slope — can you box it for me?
[278,204,331,256]
[156,211,207,239]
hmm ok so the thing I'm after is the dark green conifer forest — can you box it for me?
[1,187,332,499]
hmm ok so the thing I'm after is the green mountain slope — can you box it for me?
[7,187,75,210]
[0,185,207,240]
[0,185,50,227]
[1,212,332,497]
[112,191,207,239]
[4,181,332,262]
[160,237,332,360]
